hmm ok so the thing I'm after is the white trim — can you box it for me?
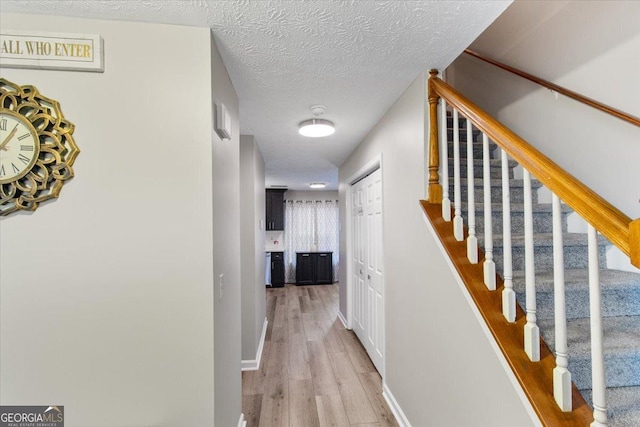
[241,318,268,371]
[337,310,349,329]
[382,382,411,427]
[344,153,386,379]
[237,412,246,427]
[421,213,543,427]
[345,153,383,331]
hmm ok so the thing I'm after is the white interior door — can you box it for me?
[351,180,366,338]
[351,168,384,373]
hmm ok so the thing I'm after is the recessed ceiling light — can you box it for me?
[299,119,335,137]
[309,183,326,189]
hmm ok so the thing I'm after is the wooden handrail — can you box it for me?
[464,49,640,128]
[429,75,638,267]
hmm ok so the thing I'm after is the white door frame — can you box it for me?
[344,153,385,377]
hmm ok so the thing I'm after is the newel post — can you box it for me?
[427,69,442,203]
[631,218,640,268]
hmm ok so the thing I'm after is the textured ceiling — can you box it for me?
[2,0,512,190]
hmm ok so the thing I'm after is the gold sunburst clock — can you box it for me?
[0,78,79,216]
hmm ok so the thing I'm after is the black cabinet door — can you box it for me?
[271,191,284,230]
[265,190,285,230]
[271,252,285,287]
[315,253,333,284]
[296,253,315,284]
[265,191,273,230]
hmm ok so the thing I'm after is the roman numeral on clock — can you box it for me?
[0,164,5,176]
[12,163,20,173]
[18,133,31,141]
[18,153,30,164]
[0,119,6,131]
[21,145,34,151]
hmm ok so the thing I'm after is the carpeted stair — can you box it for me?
[448,115,640,426]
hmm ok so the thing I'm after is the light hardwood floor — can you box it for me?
[242,283,398,427]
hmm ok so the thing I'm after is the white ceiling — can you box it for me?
[2,0,511,190]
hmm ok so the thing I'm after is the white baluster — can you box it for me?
[552,194,571,411]
[453,109,463,241]
[523,169,540,362]
[466,118,478,263]
[483,134,495,290]
[588,224,608,427]
[441,99,451,221]
[501,149,515,322]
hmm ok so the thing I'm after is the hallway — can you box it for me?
[242,284,398,427]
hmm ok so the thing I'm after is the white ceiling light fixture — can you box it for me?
[309,183,326,189]
[299,105,335,138]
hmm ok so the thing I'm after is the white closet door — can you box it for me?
[351,179,366,338]
[351,168,384,373]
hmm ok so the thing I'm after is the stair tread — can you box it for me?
[449,158,516,166]
[581,386,640,427]
[539,315,640,356]
[513,268,640,292]
[463,202,573,213]
[451,178,544,187]
[480,232,609,247]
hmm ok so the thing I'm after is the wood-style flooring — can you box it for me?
[242,283,398,427]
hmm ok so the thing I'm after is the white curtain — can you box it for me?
[284,199,340,283]
[316,200,339,281]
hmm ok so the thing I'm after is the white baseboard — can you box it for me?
[382,382,411,427]
[241,317,268,371]
[237,412,246,427]
[337,310,349,329]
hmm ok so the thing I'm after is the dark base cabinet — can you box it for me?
[271,251,285,287]
[296,252,333,285]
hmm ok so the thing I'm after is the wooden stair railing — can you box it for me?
[420,200,593,427]
[424,68,640,427]
[427,70,640,269]
[463,49,640,129]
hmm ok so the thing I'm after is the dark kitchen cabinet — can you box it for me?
[271,251,285,287]
[296,253,315,285]
[265,189,286,230]
[296,252,333,285]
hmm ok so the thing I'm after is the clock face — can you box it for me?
[0,109,40,184]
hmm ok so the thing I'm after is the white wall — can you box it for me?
[240,135,266,363]
[210,33,243,427]
[447,0,640,219]
[0,14,226,427]
[338,73,536,426]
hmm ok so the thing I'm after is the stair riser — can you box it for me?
[448,162,512,179]
[447,143,497,159]
[563,353,640,390]
[488,243,607,271]
[447,129,482,143]
[452,185,539,204]
[465,209,569,234]
[447,117,474,128]
[516,288,640,320]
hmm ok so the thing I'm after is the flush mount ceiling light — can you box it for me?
[299,105,335,138]
[309,183,326,189]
